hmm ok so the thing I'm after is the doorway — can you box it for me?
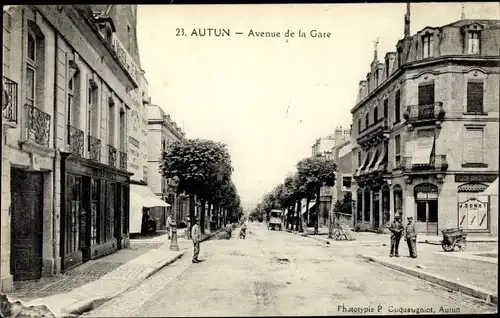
[373,191,380,228]
[416,199,438,234]
[10,168,44,281]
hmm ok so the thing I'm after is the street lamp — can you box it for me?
[169,176,180,251]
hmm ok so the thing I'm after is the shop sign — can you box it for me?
[455,174,498,183]
[111,34,141,86]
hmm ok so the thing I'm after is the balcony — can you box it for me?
[108,145,117,167]
[400,154,448,172]
[68,125,84,156]
[403,102,445,129]
[3,76,18,123]
[88,135,101,161]
[356,118,390,148]
[119,151,127,170]
[25,104,51,147]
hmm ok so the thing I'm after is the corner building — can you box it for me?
[351,14,499,235]
[1,5,143,291]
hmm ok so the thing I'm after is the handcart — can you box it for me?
[332,212,355,241]
[441,228,467,252]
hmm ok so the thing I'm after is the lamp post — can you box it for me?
[169,176,180,251]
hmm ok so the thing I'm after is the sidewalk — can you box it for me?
[358,243,498,305]
[4,228,225,317]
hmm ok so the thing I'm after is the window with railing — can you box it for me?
[394,90,401,123]
[463,127,485,165]
[88,79,99,138]
[395,134,401,167]
[3,77,18,123]
[67,60,83,155]
[417,82,435,119]
[26,32,36,108]
[108,97,116,147]
[466,80,484,113]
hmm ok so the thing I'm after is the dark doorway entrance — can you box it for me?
[10,168,44,281]
[373,191,380,228]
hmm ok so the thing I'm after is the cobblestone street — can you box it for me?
[85,223,497,317]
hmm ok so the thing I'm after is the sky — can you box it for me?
[136,3,499,211]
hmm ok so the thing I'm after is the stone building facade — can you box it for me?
[351,10,499,235]
[1,5,147,292]
[147,104,186,228]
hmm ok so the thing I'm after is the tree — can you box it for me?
[159,138,233,234]
[296,157,338,235]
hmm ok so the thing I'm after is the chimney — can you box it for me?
[373,37,380,61]
[343,129,351,142]
[404,2,411,38]
[334,126,343,147]
[461,3,466,20]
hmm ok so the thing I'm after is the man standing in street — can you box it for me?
[389,214,404,257]
[191,218,202,263]
[166,213,173,239]
[405,216,417,258]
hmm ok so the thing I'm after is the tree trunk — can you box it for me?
[207,203,212,233]
[189,195,196,236]
[295,200,300,231]
[200,199,206,235]
[301,197,310,234]
[314,187,321,235]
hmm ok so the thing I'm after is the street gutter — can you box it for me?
[359,254,498,305]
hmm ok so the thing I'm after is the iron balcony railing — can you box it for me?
[2,76,18,123]
[68,125,84,156]
[400,154,448,172]
[88,135,101,162]
[108,145,117,167]
[403,102,445,124]
[25,103,51,147]
[119,151,127,170]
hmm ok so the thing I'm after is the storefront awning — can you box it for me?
[364,149,377,173]
[373,146,387,172]
[412,136,434,165]
[129,185,171,233]
[131,184,171,208]
[301,202,316,215]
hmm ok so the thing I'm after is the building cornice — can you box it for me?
[351,55,499,114]
[148,118,184,140]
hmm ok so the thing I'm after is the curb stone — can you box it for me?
[360,254,498,305]
[61,250,186,316]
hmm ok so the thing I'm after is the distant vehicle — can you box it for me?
[268,209,284,231]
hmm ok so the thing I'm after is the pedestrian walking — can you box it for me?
[389,214,404,257]
[405,216,417,258]
[166,213,173,239]
[186,217,191,239]
[191,218,202,263]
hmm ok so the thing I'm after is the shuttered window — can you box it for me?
[467,81,484,113]
[464,128,484,163]
[418,83,435,106]
[395,90,401,122]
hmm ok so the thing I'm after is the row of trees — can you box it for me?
[249,156,338,236]
[160,138,243,234]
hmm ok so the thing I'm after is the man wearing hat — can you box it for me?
[191,217,202,263]
[405,216,417,258]
[389,213,404,257]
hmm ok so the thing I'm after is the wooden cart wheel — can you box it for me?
[333,229,342,240]
[441,243,454,252]
[458,240,467,252]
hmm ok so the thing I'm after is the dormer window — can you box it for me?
[467,31,481,54]
[422,33,433,59]
[462,23,484,55]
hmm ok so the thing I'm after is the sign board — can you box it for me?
[458,197,488,230]
[111,34,141,86]
[455,174,498,183]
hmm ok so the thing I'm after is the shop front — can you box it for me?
[129,182,170,235]
[60,153,132,272]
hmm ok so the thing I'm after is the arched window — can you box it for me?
[393,184,403,216]
[25,31,36,107]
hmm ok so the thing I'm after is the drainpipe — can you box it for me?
[52,32,59,274]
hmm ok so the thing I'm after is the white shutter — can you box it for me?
[464,128,484,163]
